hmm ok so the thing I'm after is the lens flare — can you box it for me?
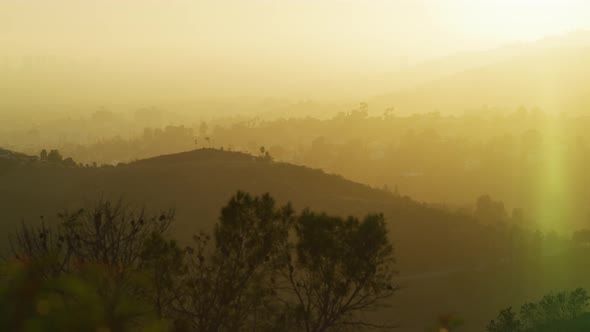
[532,114,574,235]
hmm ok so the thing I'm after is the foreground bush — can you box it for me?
[487,288,590,332]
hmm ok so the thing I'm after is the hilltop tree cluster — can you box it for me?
[38,149,77,167]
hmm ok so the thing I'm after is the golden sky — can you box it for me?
[2,0,589,57]
[1,0,590,100]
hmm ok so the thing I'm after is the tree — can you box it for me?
[572,229,590,246]
[488,288,590,332]
[91,108,115,122]
[359,102,369,118]
[474,194,507,224]
[172,192,293,331]
[520,288,589,329]
[199,121,209,137]
[258,146,272,162]
[279,210,397,331]
[39,149,48,161]
[2,192,397,331]
[487,307,522,332]
[5,200,178,331]
[384,107,395,119]
[47,149,63,163]
[170,192,397,331]
[62,157,77,168]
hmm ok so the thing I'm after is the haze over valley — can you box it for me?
[3,1,590,331]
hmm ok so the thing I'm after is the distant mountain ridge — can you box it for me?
[369,30,590,114]
[0,148,36,161]
[0,148,474,267]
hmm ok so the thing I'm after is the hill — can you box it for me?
[2,149,463,271]
[0,148,36,162]
[370,31,590,114]
[0,148,37,174]
[1,148,589,331]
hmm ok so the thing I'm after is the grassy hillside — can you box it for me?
[1,148,589,331]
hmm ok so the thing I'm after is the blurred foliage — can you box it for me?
[0,260,171,331]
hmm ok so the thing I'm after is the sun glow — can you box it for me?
[453,0,590,44]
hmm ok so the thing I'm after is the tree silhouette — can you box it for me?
[4,200,178,331]
[199,121,209,137]
[47,149,63,163]
[474,194,507,224]
[278,210,397,331]
[487,288,590,332]
[173,192,293,331]
[487,307,522,332]
[2,192,397,331]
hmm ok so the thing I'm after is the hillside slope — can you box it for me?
[2,149,465,269]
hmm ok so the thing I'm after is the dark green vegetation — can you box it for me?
[487,288,590,332]
[1,192,396,331]
[2,149,590,330]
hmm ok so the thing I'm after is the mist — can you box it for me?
[3,0,590,111]
[4,1,590,331]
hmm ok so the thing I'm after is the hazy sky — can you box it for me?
[2,0,590,101]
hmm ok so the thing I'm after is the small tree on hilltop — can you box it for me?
[47,149,63,163]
